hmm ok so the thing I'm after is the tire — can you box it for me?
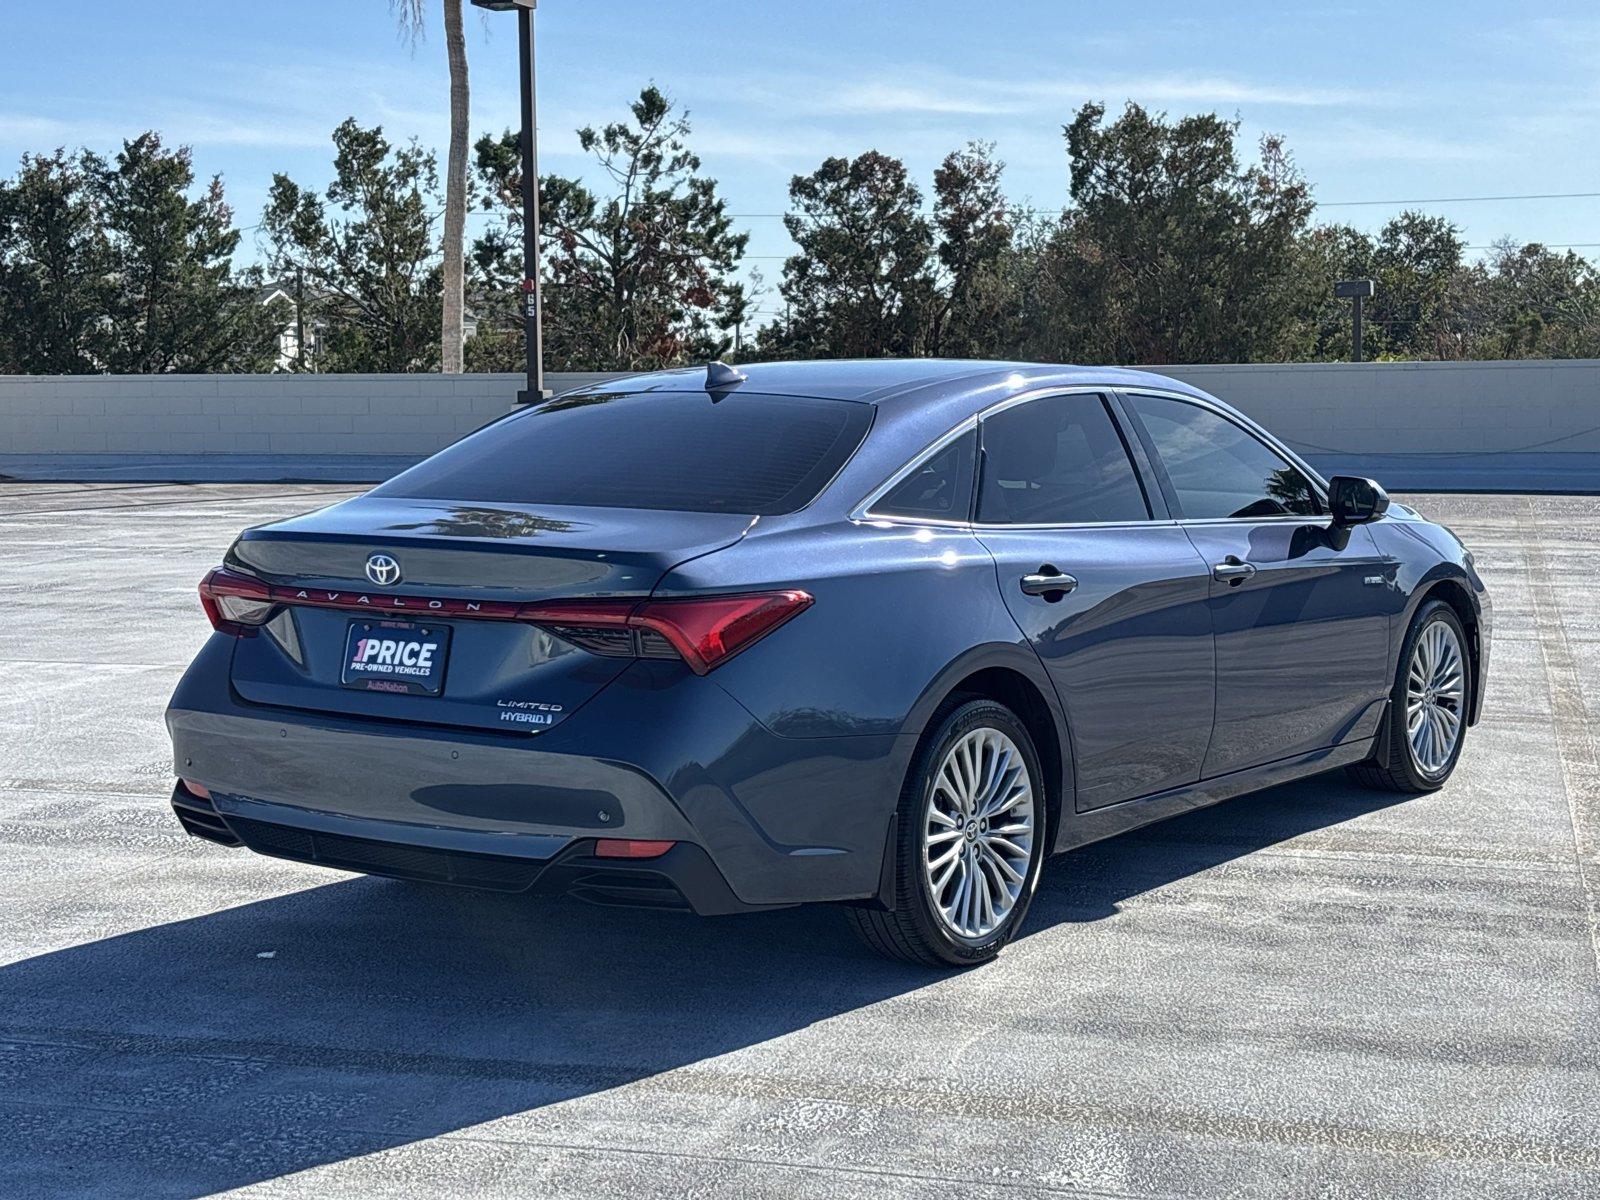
[1349,598,1471,793]
[847,698,1049,967]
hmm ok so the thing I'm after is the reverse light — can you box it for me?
[517,591,814,675]
[594,838,676,859]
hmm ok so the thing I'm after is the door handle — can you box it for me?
[1212,556,1258,585]
[1020,567,1078,598]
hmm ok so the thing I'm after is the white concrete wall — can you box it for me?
[1,361,1597,488]
[0,372,617,457]
[1161,360,1600,457]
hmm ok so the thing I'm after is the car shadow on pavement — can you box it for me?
[1033,772,1417,924]
[0,773,1414,1197]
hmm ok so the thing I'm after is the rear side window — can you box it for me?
[1126,394,1321,519]
[872,428,976,521]
[375,391,872,515]
[977,393,1150,525]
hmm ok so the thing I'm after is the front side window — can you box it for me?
[872,428,977,521]
[1127,394,1321,520]
[977,393,1150,525]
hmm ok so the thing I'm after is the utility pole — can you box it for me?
[293,266,307,372]
[472,0,549,402]
[1335,279,1375,363]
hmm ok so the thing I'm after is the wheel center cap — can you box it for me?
[965,821,979,841]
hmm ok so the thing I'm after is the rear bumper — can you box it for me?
[171,782,764,915]
[166,637,910,910]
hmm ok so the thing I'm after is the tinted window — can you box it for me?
[375,391,872,515]
[977,394,1150,525]
[1127,394,1321,519]
[873,428,976,520]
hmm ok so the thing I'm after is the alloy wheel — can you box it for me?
[922,727,1036,941]
[1406,619,1465,776]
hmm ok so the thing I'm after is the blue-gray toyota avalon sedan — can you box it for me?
[167,360,1489,966]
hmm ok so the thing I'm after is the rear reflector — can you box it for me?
[594,839,676,859]
[196,566,812,672]
[179,778,212,801]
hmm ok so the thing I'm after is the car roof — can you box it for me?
[563,359,1213,413]
[542,359,1323,521]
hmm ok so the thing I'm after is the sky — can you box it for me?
[3,1,1599,327]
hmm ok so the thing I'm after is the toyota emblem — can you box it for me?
[365,553,402,587]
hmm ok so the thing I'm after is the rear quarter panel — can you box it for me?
[656,517,1070,856]
[658,521,1040,734]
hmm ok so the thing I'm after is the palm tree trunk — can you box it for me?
[440,0,469,373]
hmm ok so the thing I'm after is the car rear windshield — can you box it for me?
[373,390,873,515]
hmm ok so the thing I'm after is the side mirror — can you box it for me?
[1328,475,1390,525]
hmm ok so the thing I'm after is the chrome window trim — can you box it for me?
[973,517,1183,532]
[851,383,1330,532]
[1173,514,1329,528]
[851,415,980,525]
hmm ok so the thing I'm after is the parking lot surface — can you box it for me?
[2,483,1597,1199]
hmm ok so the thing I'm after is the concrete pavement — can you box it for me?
[1,484,1597,1198]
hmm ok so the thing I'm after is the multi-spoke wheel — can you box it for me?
[922,727,1036,942]
[1405,618,1465,777]
[1351,599,1472,793]
[847,698,1047,966]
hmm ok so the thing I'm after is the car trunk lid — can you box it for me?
[223,496,754,734]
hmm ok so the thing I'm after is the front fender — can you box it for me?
[1372,518,1491,725]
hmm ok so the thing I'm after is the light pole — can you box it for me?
[472,0,548,402]
[1335,278,1375,363]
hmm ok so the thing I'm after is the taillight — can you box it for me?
[518,591,813,675]
[194,565,811,670]
[199,568,276,636]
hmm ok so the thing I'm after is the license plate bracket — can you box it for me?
[341,620,451,696]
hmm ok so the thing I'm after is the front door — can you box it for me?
[973,392,1215,811]
[1121,392,1394,776]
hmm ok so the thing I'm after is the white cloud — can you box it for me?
[685,119,890,165]
[776,68,1389,119]
[0,109,329,153]
[1296,123,1500,166]
[1067,75,1376,109]
[821,82,1030,117]
[0,114,85,144]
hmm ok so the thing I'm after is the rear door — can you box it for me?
[972,391,1216,811]
[1120,391,1393,776]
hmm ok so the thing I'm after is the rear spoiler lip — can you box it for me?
[241,496,761,553]
[224,511,760,597]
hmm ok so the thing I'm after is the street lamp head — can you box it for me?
[470,0,536,9]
